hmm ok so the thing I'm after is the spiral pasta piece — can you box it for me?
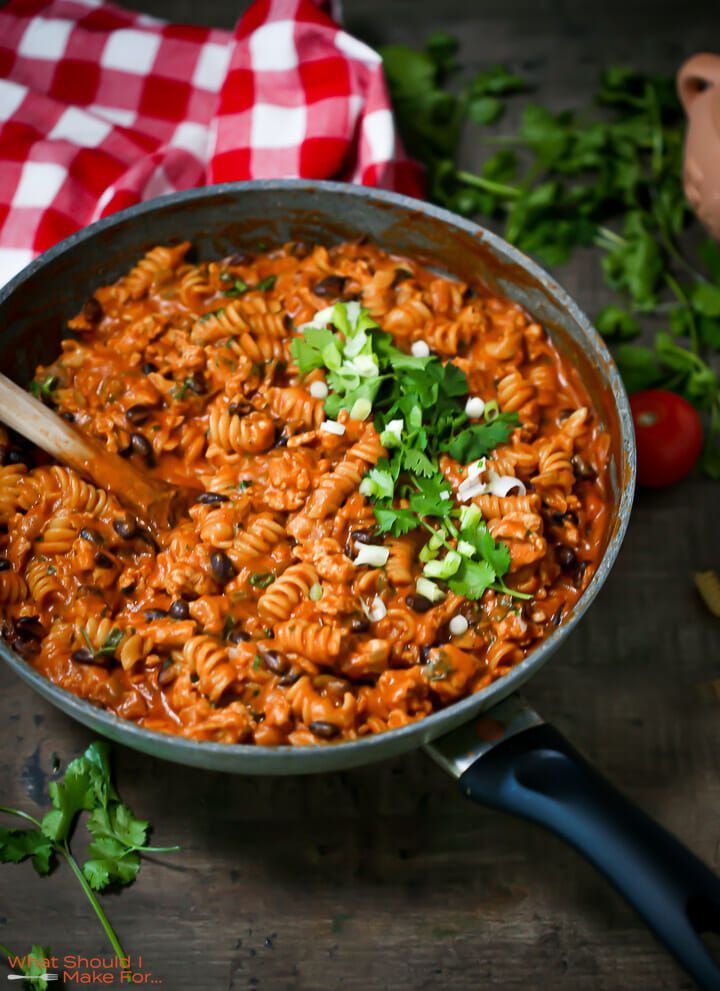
[257,563,319,621]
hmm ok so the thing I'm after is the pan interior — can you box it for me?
[0,181,635,774]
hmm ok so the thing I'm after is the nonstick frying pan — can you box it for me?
[1,181,719,988]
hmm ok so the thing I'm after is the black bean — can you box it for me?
[169,599,190,620]
[278,669,301,687]
[573,562,587,589]
[141,362,158,375]
[211,551,236,584]
[228,628,250,644]
[125,403,153,425]
[60,411,75,422]
[313,275,347,298]
[420,645,433,663]
[552,607,564,626]
[136,528,159,552]
[186,372,206,395]
[16,616,45,640]
[260,647,289,676]
[571,454,596,481]
[392,267,414,288]
[226,253,254,266]
[289,242,308,259]
[113,517,137,540]
[558,546,577,571]
[197,492,229,505]
[550,510,565,525]
[83,297,103,324]
[130,432,154,463]
[79,527,101,544]
[274,430,288,448]
[0,559,10,572]
[406,594,432,614]
[72,647,97,665]
[144,608,168,621]
[350,615,370,634]
[6,449,25,465]
[350,529,376,545]
[12,637,40,658]
[309,721,340,739]
[228,402,251,417]
[94,552,114,569]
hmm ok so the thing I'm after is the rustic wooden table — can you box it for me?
[2,1,720,988]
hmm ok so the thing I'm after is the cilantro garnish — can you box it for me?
[0,741,178,975]
[248,573,274,588]
[293,300,524,598]
[224,278,249,297]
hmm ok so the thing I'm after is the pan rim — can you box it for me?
[0,178,636,767]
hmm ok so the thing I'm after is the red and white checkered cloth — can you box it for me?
[0,0,423,286]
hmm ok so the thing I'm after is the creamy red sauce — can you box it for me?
[0,240,610,745]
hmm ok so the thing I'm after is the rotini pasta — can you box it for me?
[0,239,610,745]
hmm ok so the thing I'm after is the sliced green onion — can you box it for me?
[459,503,482,530]
[484,400,500,422]
[424,551,461,579]
[416,577,445,603]
[309,582,323,601]
[350,397,373,420]
[457,539,476,558]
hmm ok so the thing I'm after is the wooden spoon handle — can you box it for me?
[0,372,180,532]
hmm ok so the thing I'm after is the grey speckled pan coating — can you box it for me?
[0,180,636,774]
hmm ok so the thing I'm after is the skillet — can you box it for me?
[1,180,719,988]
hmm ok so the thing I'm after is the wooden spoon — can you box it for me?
[0,372,185,533]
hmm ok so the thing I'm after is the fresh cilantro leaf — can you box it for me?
[691,282,720,318]
[41,758,96,843]
[468,96,502,125]
[402,447,435,477]
[442,413,519,462]
[470,525,512,577]
[254,275,277,292]
[373,507,419,536]
[86,804,147,850]
[360,467,396,501]
[0,828,54,875]
[448,559,496,599]
[83,837,140,891]
[595,305,641,341]
[290,326,336,375]
[408,474,454,518]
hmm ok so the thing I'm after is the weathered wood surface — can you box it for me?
[2,1,720,988]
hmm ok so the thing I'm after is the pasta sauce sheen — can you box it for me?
[0,240,610,745]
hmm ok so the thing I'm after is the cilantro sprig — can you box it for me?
[381,38,720,477]
[0,741,178,973]
[292,301,523,598]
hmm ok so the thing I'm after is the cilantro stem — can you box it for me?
[130,844,181,854]
[61,841,129,968]
[664,271,700,353]
[456,170,520,199]
[0,806,43,829]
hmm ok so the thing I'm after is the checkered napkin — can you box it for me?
[0,0,423,286]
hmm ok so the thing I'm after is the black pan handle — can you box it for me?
[459,723,720,990]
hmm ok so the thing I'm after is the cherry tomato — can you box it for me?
[630,389,703,488]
